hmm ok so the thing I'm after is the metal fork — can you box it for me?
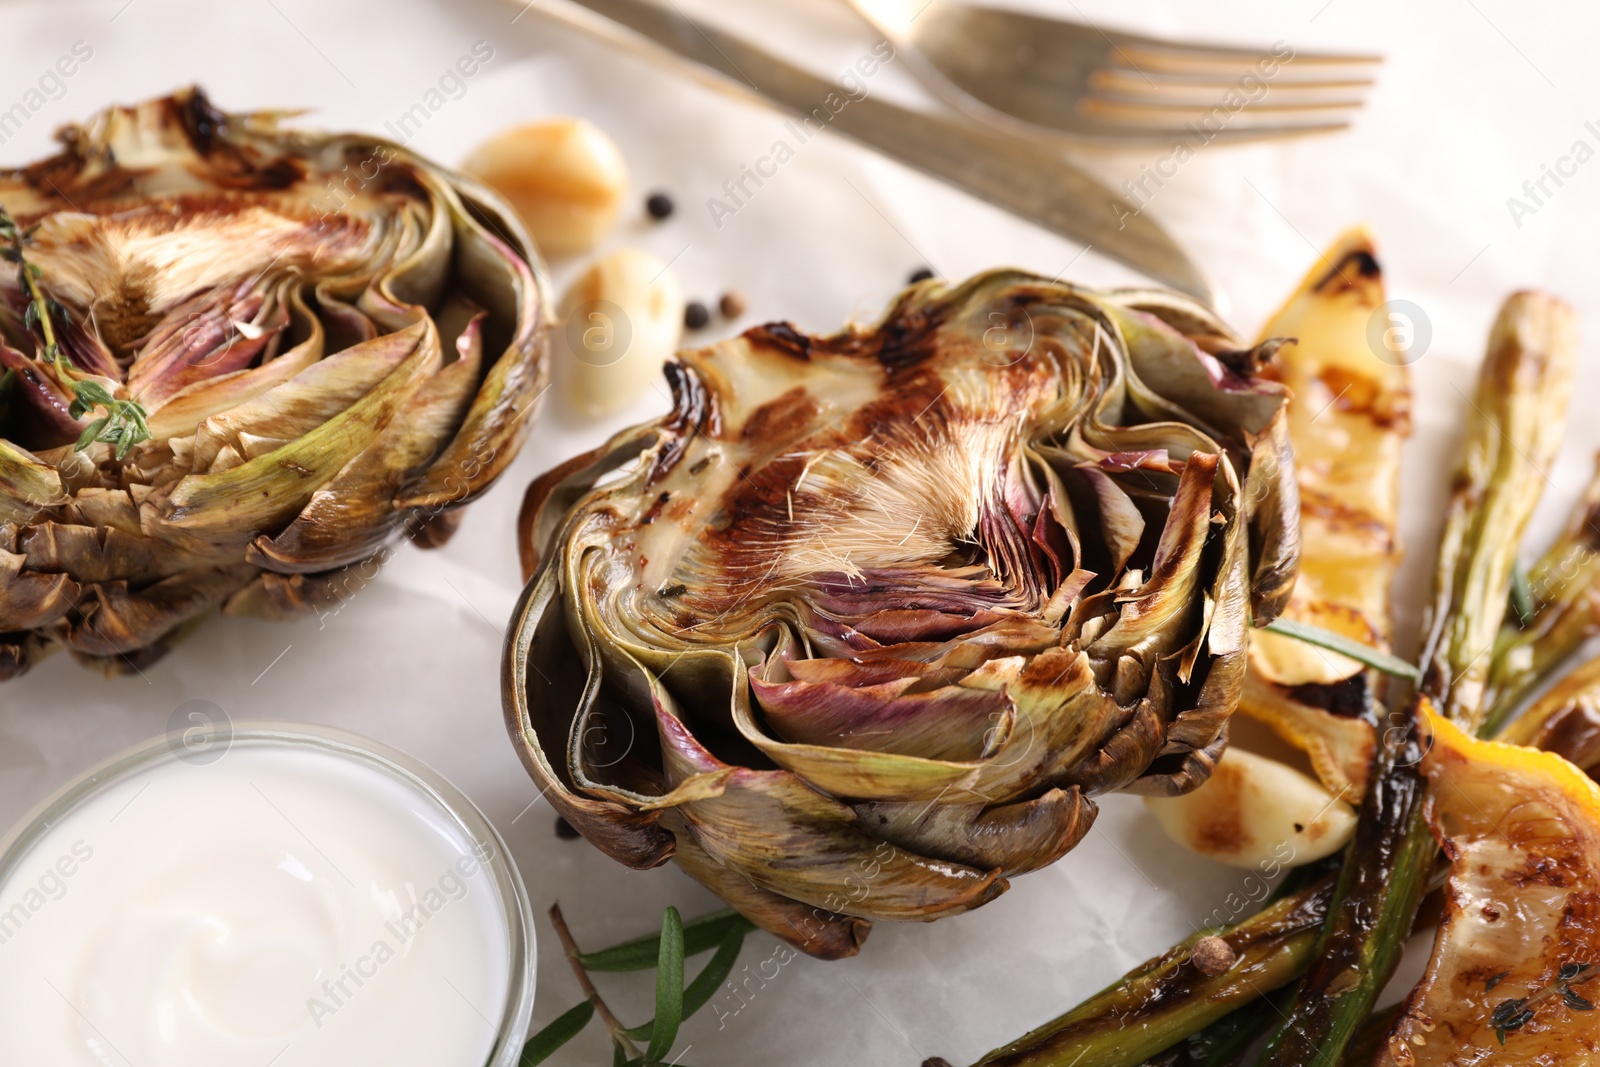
[848,0,1382,144]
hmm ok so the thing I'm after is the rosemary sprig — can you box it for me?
[524,903,756,1066]
[0,204,150,458]
[1260,617,1419,681]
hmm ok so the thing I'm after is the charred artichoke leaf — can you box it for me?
[505,269,1297,956]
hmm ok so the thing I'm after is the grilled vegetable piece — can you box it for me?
[0,88,548,678]
[1248,227,1409,688]
[1499,652,1600,777]
[506,270,1299,957]
[1377,710,1600,1064]
[1486,453,1600,734]
[973,874,1334,1067]
[1145,746,1356,869]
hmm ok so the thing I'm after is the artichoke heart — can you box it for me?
[0,88,548,678]
[506,270,1299,957]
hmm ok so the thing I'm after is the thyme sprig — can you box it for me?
[0,204,150,458]
[0,205,64,372]
[68,380,150,459]
[1491,961,1596,1045]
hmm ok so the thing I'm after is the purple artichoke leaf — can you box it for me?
[145,285,325,441]
[249,312,489,574]
[656,661,1010,921]
[0,342,83,446]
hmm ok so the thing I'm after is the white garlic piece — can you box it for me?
[462,119,627,259]
[1145,747,1356,869]
[559,248,683,418]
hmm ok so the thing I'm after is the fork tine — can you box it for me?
[1115,43,1381,80]
[1077,117,1355,145]
[1083,95,1368,123]
[1089,69,1374,107]
[1112,37,1382,67]
[1080,93,1361,119]
[1078,95,1359,132]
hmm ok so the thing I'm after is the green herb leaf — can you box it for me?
[1510,562,1536,628]
[578,908,743,972]
[645,906,685,1062]
[74,416,108,450]
[520,1000,595,1065]
[1261,617,1421,681]
[681,916,750,1019]
[626,911,753,1041]
[69,381,151,459]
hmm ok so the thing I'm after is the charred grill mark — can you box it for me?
[863,313,942,372]
[1524,702,1600,766]
[1504,852,1578,890]
[702,451,809,554]
[1309,365,1411,428]
[1288,674,1375,720]
[180,87,227,155]
[646,361,714,486]
[1298,492,1396,544]
[1314,249,1382,295]
[373,164,428,203]
[640,491,671,526]
[745,322,812,359]
[741,386,819,443]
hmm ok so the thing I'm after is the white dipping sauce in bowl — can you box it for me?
[0,725,534,1067]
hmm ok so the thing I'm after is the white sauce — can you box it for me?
[0,741,512,1066]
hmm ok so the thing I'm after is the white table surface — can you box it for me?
[2,0,1597,1063]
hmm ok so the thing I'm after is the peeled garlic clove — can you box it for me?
[559,249,683,418]
[1145,747,1355,869]
[462,119,627,258]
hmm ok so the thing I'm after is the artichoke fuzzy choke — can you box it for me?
[0,89,547,678]
[507,271,1298,958]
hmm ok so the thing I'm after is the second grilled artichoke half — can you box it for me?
[0,89,547,678]
[507,271,1298,958]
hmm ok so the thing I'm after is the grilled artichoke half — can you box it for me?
[0,89,547,678]
[506,270,1298,958]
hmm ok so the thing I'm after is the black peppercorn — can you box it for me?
[645,192,675,220]
[684,300,711,330]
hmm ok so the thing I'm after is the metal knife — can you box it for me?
[513,0,1218,306]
